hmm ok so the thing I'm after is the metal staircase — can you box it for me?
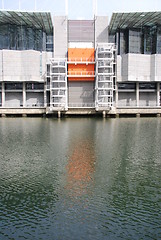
[48,59,68,111]
[95,43,116,111]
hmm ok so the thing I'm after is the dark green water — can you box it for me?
[0,118,161,240]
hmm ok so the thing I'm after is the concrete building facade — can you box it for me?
[1,10,161,116]
[109,12,161,115]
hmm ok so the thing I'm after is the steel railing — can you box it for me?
[67,71,95,76]
[68,103,95,108]
[68,57,95,62]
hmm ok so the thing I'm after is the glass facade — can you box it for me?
[139,83,156,90]
[157,27,161,54]
[5,83,23,90]
[115,26,161,55]
[129,30,142,54]
[118,83,136,90]
[0,24,53,52]
[26,83,44,90]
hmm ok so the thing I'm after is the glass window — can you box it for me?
[0,23,53,52]
[5,83,23,90]
[26,83,44,90]
[157,26,161,54]
[129,29,142,53]
[143,27,152,54]
[118,83,136,89]
[139,83,156,89]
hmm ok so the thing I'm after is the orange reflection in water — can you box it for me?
[65,139,95,197]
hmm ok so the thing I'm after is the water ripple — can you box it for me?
[0,118,161,239]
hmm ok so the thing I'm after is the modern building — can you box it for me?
[0,10,161,117]
[109,12,161,113]
[0,11,53,115]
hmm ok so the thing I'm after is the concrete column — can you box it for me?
[2,82,5,107]
[157,82,160,107]
[58,111,61,118]
[23,82,26,107]
[136,82,139,107]
[44,84,47,108]
[102,110,106,118]
[115,83,118,107]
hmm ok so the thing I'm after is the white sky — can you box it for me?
[1,0,161,21]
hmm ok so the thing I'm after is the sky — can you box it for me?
[1,0,161,21]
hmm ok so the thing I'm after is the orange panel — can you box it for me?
[68,48,95,62]
[68,48,95,81]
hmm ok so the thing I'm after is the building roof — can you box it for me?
[0,10,53,34]
[109,12,161,34]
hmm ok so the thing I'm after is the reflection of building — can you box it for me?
[66,141,95,197]
[1,10,161,116]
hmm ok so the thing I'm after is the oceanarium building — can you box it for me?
[0,10,161,116]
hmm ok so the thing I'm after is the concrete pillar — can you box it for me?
[2,82,5,107]
[115,83,118,107]
[23,82,26,107]
[102,110,106,118]
[157,113,160,117]
[136,113,140,118]
[58,111,61,118]
[136,82,139,107]
[157,82,160,107]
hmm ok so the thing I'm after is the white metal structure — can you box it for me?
[95,43,116,110]
[48,59,68,111]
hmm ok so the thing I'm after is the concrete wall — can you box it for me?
[117,55,122,82]
[68,20,94,43]
[118,53,161,82]
[26,92,44,107]
[0,50,51,81]
[118,92,136,107]
[53,16,68,58]
[5,92,23,107]
[95,16,108,45]
[139,92,157,106]
[68,82,94,106]
[151,55,161,81]
[0,51,3,81]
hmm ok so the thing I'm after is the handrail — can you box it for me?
[68,57,95,62]
[68,103,95,108]
[67,71,95,76]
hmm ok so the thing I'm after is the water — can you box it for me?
[0,117,161,240]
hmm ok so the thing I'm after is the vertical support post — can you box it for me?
[34,0,37,11]
[2,0,4,9]
[157,82,160,107]
[19,0,21,10]
[136,82,139,107]
[65,0,68,16]
[103,110,106,118]
[58,111,61,118]
[50,63,52,110]
[2,82,5,107]
[115,82,118,107]
[23,82,26,107]
[65,60,68,111]
[93,0,97,17]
